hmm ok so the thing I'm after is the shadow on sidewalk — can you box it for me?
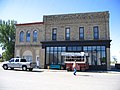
[75,74,92,77]
[9,69,44,73]
[86,65,120,73]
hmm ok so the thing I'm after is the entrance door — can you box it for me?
[23,56,32,62]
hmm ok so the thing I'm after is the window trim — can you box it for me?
[33,30,38,42]
[79,27,84,39]
[26,30,30,42]
[65,28,70,40]
[52,28,57,40]
[19,31,24,42]
[93,26,99,39]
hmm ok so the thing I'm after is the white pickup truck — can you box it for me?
[2,58,36,71]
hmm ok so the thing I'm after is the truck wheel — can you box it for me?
[29,68,33,71]
[66,67,71,71]
[22,66,27,71]
[81,67,86,72]
[3,65,8,70]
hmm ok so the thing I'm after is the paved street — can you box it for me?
[0,64,120,90]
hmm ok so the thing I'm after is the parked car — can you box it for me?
[2,58,36,71]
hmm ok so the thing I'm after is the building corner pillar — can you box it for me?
[107,48,111,70]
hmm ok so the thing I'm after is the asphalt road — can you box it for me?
[0,65,120,90]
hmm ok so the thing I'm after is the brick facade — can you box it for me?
[15,11,111,70]
[43,11,109,41]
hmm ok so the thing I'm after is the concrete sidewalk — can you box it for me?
[1,66,120,90]
[33,68,120,75]
[1,62,120,74]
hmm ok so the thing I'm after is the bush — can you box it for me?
[0,58,4,62]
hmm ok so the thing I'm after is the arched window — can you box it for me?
[33,30,38,42]
[26,31,30,42]
[19,31,24,42]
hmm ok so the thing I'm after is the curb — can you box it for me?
[34,69,67,72]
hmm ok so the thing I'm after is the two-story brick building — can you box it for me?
[15,11,111,70]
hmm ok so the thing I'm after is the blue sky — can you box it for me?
[0,0,120,62]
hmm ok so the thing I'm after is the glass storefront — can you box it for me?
[83,46,106,65]
[45,46,106,66]
[46,47,66,65]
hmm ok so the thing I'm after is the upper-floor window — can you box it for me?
[26,31,30,42]
[19,31,24,42]
[65,28,70,40]
[79,27,84,39]
[33,30,38,42]
[93,26,99,39]
[52,28,57,40]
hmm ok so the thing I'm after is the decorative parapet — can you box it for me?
[43,11,109,24]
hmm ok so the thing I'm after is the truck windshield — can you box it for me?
[9,58,14,62]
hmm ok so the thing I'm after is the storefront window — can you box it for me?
[58,47,61,52]
[54,47,57,52]
[101,46,105,50]
[73,46,76,51]
[83,46,87,51]
[83,46,106,65]
[97,46,101,50]
[101,51,106,65]
[88,46,92,51]
[92,46,97,51]
[46,47,66,65]
[46,46,106,66]
[46,47,50,64]
[49,47,53,64]
[67,46,82,52]
[68,46,72,51]
[62,47,66,52]
[77,46,82,51]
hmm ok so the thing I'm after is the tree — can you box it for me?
[0,20,17,61]
[112,56,117,63]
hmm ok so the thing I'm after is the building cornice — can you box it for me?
[41,40,112,48]
[16,22,44,26]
